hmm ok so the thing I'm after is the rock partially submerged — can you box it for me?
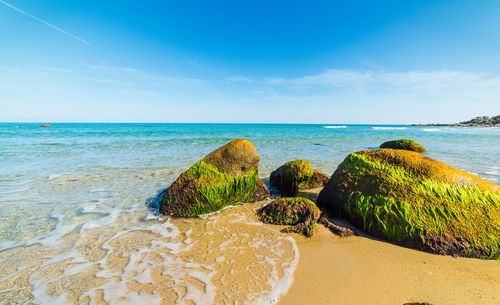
[317,148,500,259]
[41,124,51,128]
[160,139,270,216]
[380,139,427,152]
[258,197,356,237]
[270,160,329,196]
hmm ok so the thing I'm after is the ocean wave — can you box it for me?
[323,126,347,129]
[422,128,440,132]
[0,187,298,305]
[372,127,407,130]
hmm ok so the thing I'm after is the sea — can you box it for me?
[0,123,499,304]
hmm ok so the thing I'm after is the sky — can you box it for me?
[0,0,499,124]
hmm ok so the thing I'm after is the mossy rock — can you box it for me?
[160,139,269,216]
[317,148,500,259]
[269,160,329,196]
[380,139,427,152]
[258,197,321,237]
[253,178,271,201]
[304,169,330,189]
[258,197,356,237]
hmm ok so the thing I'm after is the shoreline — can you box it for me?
[278,190,500,305]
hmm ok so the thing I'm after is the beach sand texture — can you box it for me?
[279,192,500,305]
[280,225,500,305]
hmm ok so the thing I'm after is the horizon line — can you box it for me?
[0,121,454,125]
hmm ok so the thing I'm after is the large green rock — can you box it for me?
[317,148,500,259]
[380,139,427,152]
[270,160,329,196]
[160,139,270,216]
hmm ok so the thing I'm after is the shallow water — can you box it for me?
[0,123,499,304]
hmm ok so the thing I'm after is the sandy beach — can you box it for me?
[278,194,500,305]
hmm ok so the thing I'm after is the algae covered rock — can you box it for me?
[252,178,271,201]
[317,148,500,259]
[270,160,329,196]
[380,139,427,152]
[306,169,330,189]
[258,197,356,237]
[160,139,269,216]
[258,197,321,237]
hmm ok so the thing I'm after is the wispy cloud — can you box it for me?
[83,64,205,85]
[0,0,91,45]
[227,76,255,83]
[229,69,500,93]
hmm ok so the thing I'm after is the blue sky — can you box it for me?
[0,0,499,123]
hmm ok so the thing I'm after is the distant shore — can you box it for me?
[413,115,500,127]
[412,123,500,127]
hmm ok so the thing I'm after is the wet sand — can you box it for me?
[279,222,500,305]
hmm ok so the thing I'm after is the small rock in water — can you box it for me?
[41,124,51,127]
[380,139,427,152]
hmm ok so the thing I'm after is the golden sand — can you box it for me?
[279,191,500,305]
[1,185,498,304]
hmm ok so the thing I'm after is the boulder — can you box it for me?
[252,178,271,201]
[258,197,356,237]
[380,139,427,152]
[160,139,269,216]
[317,148,500,259]
[258,197,321,237]
[269,160,329,196]
[305,169,330,189]
[41,124,51,128]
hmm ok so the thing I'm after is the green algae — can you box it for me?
[271,160,314,196]
[380,139,427,153]
[333,152,500,258]
[163,160,259,216]
[258,197,320,237]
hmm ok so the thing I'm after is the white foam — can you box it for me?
[250,235,299,305]
[372,127,407,130]
[422,128,440,132]
[323,125,347,129]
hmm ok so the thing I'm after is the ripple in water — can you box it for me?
[0,174,298,304]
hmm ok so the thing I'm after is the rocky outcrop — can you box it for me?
[160,139,269,216]
[380,139,427,152]
[317,148,500,259]
[269,160,329,196]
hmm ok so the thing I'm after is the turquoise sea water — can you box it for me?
[0,123,499,304]
[1,123,499,245]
